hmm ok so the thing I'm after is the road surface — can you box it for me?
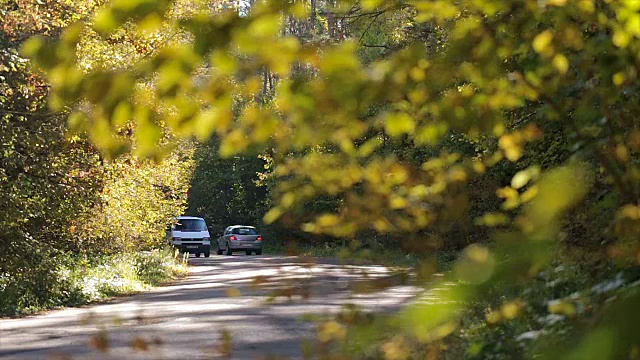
[0,255,418,359]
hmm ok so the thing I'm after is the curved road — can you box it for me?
[0,255,418,359]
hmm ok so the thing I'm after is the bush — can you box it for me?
[0,247,188,317]
[442,253,638,360]
[135,248,188,285]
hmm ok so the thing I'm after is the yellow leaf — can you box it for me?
[390,196,408,209]
[193,109,220,141]
[520,186,539,203]
[618,205,640,220]
[615,144,629,162]
[374,218,392,232]
[448,168,467,182]
[548,299,576,317]
[525,163,592,235]
[547,0,567,6]
[318,321,346,343]
[318,42,359,73]
[317,214,339,227]
[263,207,283,224]
[112,102,132,127]
[135,112,162,159]
[500,300,524,320]
[578,0,595,13]
[552,54,569,75]
[220,130,248,157]
[281,193,295,208]
[486,311,501,324]
[137,13,163,34]
[523,124,544,141]
[613,30,631,48]
[247,14,281,38]
[473,161,486,174]
[453,244,495,284]
[499,133,524,161]
[415,123,448,145]
[511,166,540,189]
[382,336,410,360]
[475,212,509,227]
[217,329,233,356]
[290,2,309,18]
[496,187,518,200]
[93,9,118,36]
[384,113,416,137]
[211,50,237,74]
[361,0,383,11]
[357,137,383,158]
[130,337,149,351]
[533,30,554,57]
[613,72,626,86]
[89,330,110,352]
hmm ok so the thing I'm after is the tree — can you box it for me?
[188,136,269,233]
[0,0,195,314]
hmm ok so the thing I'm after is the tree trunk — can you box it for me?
[263,68,269,97]
[269,72,275,92]
[310,0,316,34]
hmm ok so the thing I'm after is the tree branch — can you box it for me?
[358,12,383,44]
[0,109,63,117]
[361,43,391,49]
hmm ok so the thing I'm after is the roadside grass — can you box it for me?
[0,247,188,317]
[263,240,457,270]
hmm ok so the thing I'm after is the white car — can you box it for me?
[167,216,211,257]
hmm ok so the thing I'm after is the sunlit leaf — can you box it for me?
[453,244,495,284]
[226,288,241,297]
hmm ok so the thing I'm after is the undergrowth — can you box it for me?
[263,240,457,270]
[0,247,188,317]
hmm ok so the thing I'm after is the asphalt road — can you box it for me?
[0,255,418,359]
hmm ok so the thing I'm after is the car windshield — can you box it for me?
[174,219,207,231]
[231,227,258,235]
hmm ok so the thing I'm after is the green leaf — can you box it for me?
[93,0,170,37]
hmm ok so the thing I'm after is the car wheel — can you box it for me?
[216,243,223,255]
[195,252,201,258]
[204,251,210,258]
[245,251,251,255]
[226,243,233,256]
[255,250,262,255]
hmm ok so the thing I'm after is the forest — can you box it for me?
[1,0,640,358]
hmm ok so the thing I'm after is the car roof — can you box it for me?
[176,216,205,220]
[226,225,255,229]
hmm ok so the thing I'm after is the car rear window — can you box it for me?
[231,227,258,235]
[174,219,207,231]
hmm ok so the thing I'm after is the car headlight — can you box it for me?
[203,237,210,241]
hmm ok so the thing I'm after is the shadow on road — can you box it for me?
[0,255,418,360]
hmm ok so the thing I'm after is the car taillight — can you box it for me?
[230,236,237,241]
[257,236,262,241]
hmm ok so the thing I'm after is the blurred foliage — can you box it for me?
[6,0,640,358]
